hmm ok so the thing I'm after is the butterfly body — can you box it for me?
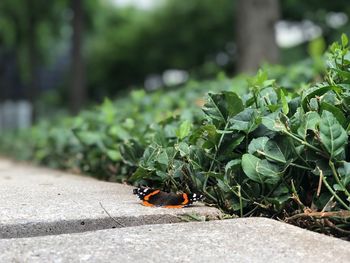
[133,187,203,208]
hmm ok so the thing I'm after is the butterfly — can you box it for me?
[133,187,203,208]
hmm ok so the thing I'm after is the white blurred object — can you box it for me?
[163,69,189,86]
[144,74,163,91]
[110,0,162,10]
[17,101,32,129]
[326,12,348,29]
[216,52,230,66]
[275,20,322,48]
[0,100,32,131]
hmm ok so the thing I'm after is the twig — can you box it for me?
[321,196,335,213]
[316,167,323,197]
[324,219,350,235]
[99,202,125,227]
[285,210,350,221]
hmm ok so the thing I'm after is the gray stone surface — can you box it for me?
[1,218,349,263]
[0,159,221,238]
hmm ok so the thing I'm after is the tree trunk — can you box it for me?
[235,0,280,73]
[27,0,39,121]
[70,0,86,114]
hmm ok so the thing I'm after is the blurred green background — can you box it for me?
[0,0,349,121]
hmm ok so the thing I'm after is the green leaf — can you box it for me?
[261,112,287,132]
[256,160,282,185]
[140,145,159,168]
[259,87,278,107]
[342,33,348,47]
[74,131,104,149]
[109,125,131,141]
[189,146,208,169]
[202,93,225,122]
[319,111,348,159]
[230,134,245,150]
[106,149,122,161]
[223,91,244,118]
[333,184,344,191]
[202,92,243,123]
[290,107,303,133]
[157,150,169,165]
[176,120,192,140]
[241,154,263,184]
[301,85,341,111]
[159,147,176,166]
[156,170,168,180]
[297,111,320,139]
[337,161,350,187]
[128,167,151,182]
[280,90,289,115]
[320,102,347,129]
[242,154,282,185]
[100,98,116,124]
[248,69,269,89]
[119,140,144,166]
[177,142,190,157]
[225,159,241,173]
[333,68,350,81]
[308,37,326,58]
[263,140,286,164]
[248,137,269,154]
[229,108,260,133]
[199,124,219,149]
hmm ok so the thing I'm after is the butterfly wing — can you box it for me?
[133,187,203,208]
[133,187,158,200]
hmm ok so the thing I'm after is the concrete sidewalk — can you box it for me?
[0,159,220,238]
[1,218,350,263]
[1,158,350,263]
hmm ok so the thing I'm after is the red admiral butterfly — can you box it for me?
[133,187,203,208]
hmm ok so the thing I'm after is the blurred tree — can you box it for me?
[1,0,350,112]
[87,0,235,98]
[235,0,280,73]
[70,0,86,114]
[0,0,67,119]
[26,0,39,115]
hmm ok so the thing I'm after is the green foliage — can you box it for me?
[2,36,350,237]
[0,77,240,180]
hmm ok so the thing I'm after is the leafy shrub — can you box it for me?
[128,35,350,237]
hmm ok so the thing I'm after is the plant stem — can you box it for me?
[238,185,243,217]
[322,176,350,210]
[208,121,230,172]
[284,131,324,154]
[203,121,231,194]
[224,181,250,202]
[329,161,350,197]
[290,179,306,210]
[256,150,313,171]
[289,162,313,170]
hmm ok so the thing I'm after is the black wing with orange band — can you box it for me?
[133,187,203,208]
